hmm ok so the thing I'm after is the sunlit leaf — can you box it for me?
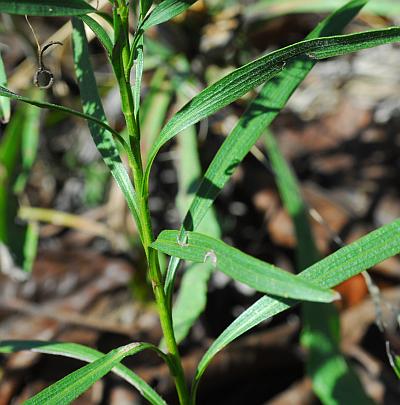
[144,25,400,199]
[152,230,338,303]
[192,219,400,398]
[163,0,374,301]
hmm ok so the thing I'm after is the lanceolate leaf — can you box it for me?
[0,340,167,405]
[0,0,95,16]
[152,230,338,303]
[163,0,373,304]
[144,26,400,196]
[192,219,400,398]
[23,342,167,405]
[71,18,143,238]
[141,0,197,30]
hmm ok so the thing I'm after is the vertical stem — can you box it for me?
[114,4,189,403]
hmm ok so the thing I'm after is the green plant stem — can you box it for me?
[115,8,189,402]
[133,135,190,405]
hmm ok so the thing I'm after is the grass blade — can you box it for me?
[164,0,371,302]
[192,219,400,398]
[152,230,338,303]
[141,0,197,30]
[0,49,10,124]
[18,342,166,405]
[0,0,95,16]
[71,18,143,238]
[144,25,400,196]
[0,340,166,405]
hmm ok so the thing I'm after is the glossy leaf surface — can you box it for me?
[152,230,338,303]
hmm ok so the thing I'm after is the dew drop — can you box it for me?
[204,250,217,266]
[177,233,189,247]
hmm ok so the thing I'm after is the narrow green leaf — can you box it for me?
[80,15,114,57]
[0,0,95,16]
[71,18,143,238]
[141,0,197,30]
[192,219,400,397]
[0,50,10,124]
[163,0,371,297]
[152,230,338,303]
[22,342,165,405]
[0,340,166,405]
[144,26,400,197]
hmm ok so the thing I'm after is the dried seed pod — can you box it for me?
[33,68,54,89]
[25,16,62,89]
[33,41,62,89]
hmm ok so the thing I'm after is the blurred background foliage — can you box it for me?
[0,1,400,403]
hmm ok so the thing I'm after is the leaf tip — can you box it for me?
[332,290,342,302]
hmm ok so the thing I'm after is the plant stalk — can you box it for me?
[114,5,190,402]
